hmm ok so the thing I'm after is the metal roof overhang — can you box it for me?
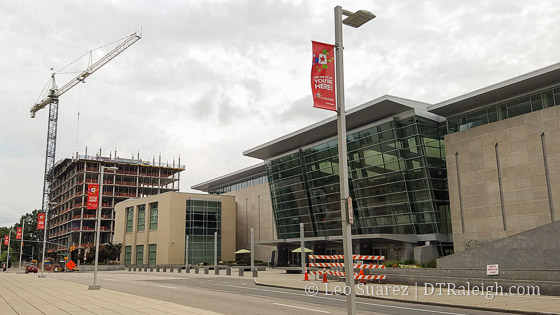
[256,233,452,245]
[244,95,430,160]
[428,62,560,118]
[191,163,266,192]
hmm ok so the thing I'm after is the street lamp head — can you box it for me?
[342,10,375,28]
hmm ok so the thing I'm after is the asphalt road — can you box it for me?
[49,271,510,315]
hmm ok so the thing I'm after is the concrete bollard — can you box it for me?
[239,267,244,276]
[178,267,181,273]
[204,267,209,274]
[252,269,258,277]
[144,266,148,272]
[186,265,190,273]
[156,265,160,272]
[133,266,137,272]
[170,266,174,272]
[226,266,231,276]
[150,266,153,272]
[128,266,132,272]
[214,266,219,275]
[195,266,199,274]
[163,266,167,272]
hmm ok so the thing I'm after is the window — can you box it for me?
[148,244,157,266]
[126,207,134,233]
[135,245,144,266]
[150,202,158,230]
[137,205,145,231]
[124,246,132,266]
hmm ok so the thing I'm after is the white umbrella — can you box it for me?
[234,249,251,254]
[291,247,313,253]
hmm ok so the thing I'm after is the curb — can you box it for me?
[253,280,556,315]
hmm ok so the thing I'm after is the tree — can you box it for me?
[14,210,43,263]
[85,243,122,264]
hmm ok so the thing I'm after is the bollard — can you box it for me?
[186,265,190,273]
[214,266,219,275]
[195,266,199,274]
[178,267,182,273]
[204,267,209,274]
[170,266,174,273]
[128,266,131,272]
[239,267,244,276]
[133,266,137,272]
[144,266,148,272]
[226,266,231,276]
[163,266,167,272]
[156,265,160,272]
[252,269,258,277]
[150,266,153,272]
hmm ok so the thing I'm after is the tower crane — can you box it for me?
[30,31,141,258]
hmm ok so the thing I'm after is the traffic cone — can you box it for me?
[304,270,310,281]
[322,272,328,283]
[358,269,366,284]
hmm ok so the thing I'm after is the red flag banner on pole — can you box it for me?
[37,213,46,230]
[16,227,22,240]
[311,41,336,111]
[87,184,100,210]
[3,235,8,245]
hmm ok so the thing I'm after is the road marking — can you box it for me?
[273,302,329,313]
[156,284,177,289]
[226,285,470,315]
[103,278,115,281]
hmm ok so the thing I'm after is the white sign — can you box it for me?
[487,264,499,276]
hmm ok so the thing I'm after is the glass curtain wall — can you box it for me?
[185,200,221,265]
[267,115,450,239]
[447,86,560,133]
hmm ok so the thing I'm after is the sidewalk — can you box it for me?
[0,271,218,314]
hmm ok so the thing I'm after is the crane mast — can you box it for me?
[31,31,141,239]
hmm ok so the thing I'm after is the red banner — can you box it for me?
[37,212,46,230]
[87,184,100,209]
[311,41,336,111]
[3,235,8,245]
[16,227,22,240]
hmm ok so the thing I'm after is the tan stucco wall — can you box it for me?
[446,106,560,252]
[225,182,276,263]
[114,192,236,265]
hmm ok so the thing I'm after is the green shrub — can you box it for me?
[403,258,417,265]
[384,260,401,267]
[421,259,437,268]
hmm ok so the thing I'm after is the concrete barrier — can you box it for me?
[204,267,209,274]
[170,266,174,272]
[215,266,219,275]
[133,266,137,271]
[163,266,167,272]
[150,266,153,272]
[239,267,244,276]
[156,265,160,272]
[128,266,131,272]
[186,265,190,273]
[226,266,231,276]
[252,269,258,277]
[195,266,199,274]
[144,266,148,272]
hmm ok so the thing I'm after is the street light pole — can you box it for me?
[89,165,117,290]
[334,5,375,315]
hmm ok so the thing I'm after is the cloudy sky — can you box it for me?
[1,0,559,227]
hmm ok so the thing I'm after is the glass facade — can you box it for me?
[148,244,157,266]
[149,202,158,230]
[209,175,267,195]
[267,115,450,239]
[126,207,133,233]
[186,200,221,264]
[448,86,560,133]
[137,204,145,231]
[124,246,132,266]
[135,245,144,265]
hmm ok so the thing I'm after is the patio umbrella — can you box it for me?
[291,247,313,253]
[234,249,251,254]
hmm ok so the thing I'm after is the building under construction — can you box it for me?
[47,153,184,262]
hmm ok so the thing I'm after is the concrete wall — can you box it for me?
[114,192,236,265]
[437,220,560,270]
[225,182,276,263]
[445,105,560,252]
